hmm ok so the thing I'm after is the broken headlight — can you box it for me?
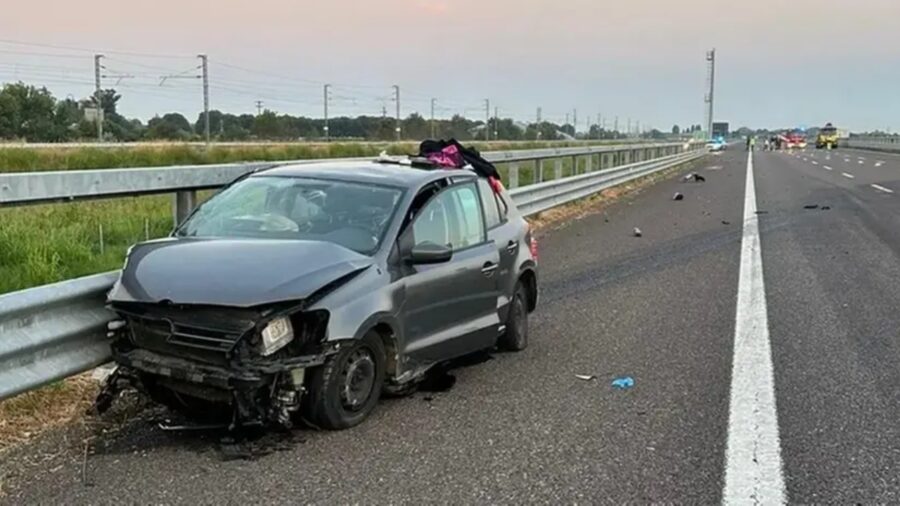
[258,316,294,356]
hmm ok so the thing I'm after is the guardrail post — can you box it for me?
[554,159,562,180]
[508,163,519,188]
[586,154,593,172]
[173,190,197,226]
[537,159,544,182]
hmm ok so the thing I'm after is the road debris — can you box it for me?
[611,377,635,389]
[683,173,706,182]
[721,220,731,225]
[633,227,642,237]
[755,210,769,215]
[575,374,597,381]
[672,192,684,201]
[803,204,819,210]
[821,206,831,210]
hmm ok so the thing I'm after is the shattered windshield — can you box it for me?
[176,176,404,255]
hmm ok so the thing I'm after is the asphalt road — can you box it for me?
[3,146,900,504]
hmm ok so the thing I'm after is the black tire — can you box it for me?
[498,281,529,351]
[304,331,386,430]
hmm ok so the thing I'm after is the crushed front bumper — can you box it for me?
[100,343,336,427]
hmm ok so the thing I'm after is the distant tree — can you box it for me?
[94,89,121,116]
[146,113,193,139]
[402,113,429,140]
[0,82,59,141]
[671,124,680,135]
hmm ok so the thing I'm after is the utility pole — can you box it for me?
[393,85,401,141]
[627,118,632,137]
[94,54,103,141]
[484,99,490,141]
[573,108,577,136]
[198,54,210,144]
[493,106,499,140]
[536,107,542,124]
[536,107,542,140]
[430,98,436,138]
[705,48,716,139]
[614,116,619,133]
[324,84,330,142]
[255,100,264,116]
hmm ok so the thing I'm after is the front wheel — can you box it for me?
[498,281,529,351]
[303,332,386,430]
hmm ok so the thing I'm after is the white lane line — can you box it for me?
[842,172,855,179]
[824,165,833,171]
[811,161,819,165]
[858,160,865,165]
[875,161,885,167]
[871,184,894,194]
[724,150,786,505]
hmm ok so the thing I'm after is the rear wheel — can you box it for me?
[498,281,529,351]
[304,331,386,430]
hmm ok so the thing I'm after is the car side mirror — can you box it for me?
[408,241,452,264]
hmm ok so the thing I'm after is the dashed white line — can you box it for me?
[841,172,855,179]
[871,184,894,194]
[823,165,833,171]
[723,150,786,505]
[811,161,819,165]
[858,160,865,165]
[875,161,885,167]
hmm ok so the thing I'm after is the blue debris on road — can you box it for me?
[611,376,635,389]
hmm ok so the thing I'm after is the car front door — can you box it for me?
[400,180,501,362]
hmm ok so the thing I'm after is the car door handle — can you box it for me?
[505,241,518,254]
[481,262,498,276]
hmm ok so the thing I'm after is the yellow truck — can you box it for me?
[816,123,839,149]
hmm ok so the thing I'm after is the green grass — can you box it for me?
[0,197,172,293]
[0,141,621,295]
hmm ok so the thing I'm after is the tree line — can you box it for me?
[0,81,683,143]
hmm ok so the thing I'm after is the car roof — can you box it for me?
[253,160,475,188]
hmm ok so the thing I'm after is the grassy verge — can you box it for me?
[0,374,98,453]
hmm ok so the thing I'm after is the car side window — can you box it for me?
[477,178,502,228]
[411,182,485,251]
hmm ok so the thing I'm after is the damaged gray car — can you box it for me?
[99,159,538,430]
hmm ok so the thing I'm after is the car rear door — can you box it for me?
[477,178,520,322]
[401,180,501,362]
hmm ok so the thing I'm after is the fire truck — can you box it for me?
[815,123,839,149]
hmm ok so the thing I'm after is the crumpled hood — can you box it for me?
[108,238,371,307]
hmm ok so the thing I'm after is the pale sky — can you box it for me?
[2,0,898,132]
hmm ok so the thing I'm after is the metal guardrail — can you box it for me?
[841,137,900,153]
[0,272,118,400]
[0,142,706,401]
[509,150,705,216]
[0,142,687,206]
